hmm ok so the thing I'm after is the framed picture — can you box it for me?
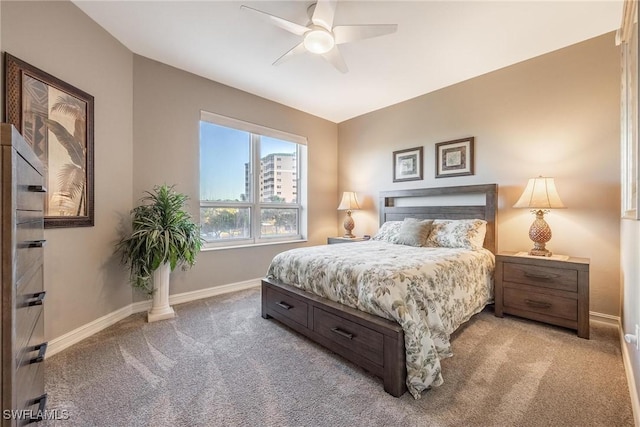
[5,53,94,228]
[435,137,474,178]
[393,146,423,182]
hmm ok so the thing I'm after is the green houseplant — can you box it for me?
[116,185,203,321]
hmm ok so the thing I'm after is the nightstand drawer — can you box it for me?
[503,262,577,292]
[265,287,308,328]
[504,287,577,321]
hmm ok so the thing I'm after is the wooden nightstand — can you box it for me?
[327,237,369,244]
[494,251,590,339]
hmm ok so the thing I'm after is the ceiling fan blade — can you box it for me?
[240,5,309,36]
[333,24,398,45]
[311,0,337,31]
[321,46,348,73]
[273,42,307,66]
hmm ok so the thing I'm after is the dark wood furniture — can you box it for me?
[327,237,368,244]
[262,279,406,396]
[494,251,590,339]
[1,124,47,425]
[262,184,497,397]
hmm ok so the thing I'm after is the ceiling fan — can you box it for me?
[240,0,398,73]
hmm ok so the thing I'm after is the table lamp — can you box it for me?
[513,176,566,256]
[337,191,361,238]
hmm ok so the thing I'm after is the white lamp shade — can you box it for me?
[513,176,566,209]
[338,191,361,210]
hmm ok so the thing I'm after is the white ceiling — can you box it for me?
[73,1,623,123]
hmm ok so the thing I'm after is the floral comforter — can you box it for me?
[266,240,495,399]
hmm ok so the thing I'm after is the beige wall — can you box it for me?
[0,0,337,339]
[1,1,134,340]
[132,56,338,296]
[338,33,621,316]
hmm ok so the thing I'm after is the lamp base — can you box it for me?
[527,210,553,257]
[343,210,355,239]
[528,248,552,257]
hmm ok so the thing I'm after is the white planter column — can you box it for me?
[147,262,175,322]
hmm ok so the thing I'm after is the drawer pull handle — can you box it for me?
[27,291,46,307]
[30,342,48,364]
[523,272,556,281]
[525,299,552,309]
[331,327,354,340]
[28,185,47,193]
[27,393,47,422]
[276,301,292,310]
[27,240,47,248]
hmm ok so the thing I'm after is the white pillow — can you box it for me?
[426,219,487,250]
[372,221,403,243]
[395,218,434,247]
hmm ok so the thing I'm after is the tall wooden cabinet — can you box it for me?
[1,124,47,425]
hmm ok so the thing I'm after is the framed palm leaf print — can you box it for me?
[5,53,94,228]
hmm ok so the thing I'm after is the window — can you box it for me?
[199,111,307,247]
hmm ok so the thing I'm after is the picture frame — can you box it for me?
[393,146,423,182]
[5,53,94,228]
[435,137,474,178]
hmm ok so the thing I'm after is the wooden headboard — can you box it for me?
[379,184,498,253]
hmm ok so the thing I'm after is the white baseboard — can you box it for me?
[590,310,620,326]
[47,278,262,358]
[619,320,640,427]
[590,310,640,425]
[47,303,135,358]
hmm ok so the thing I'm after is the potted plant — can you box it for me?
[116,185,203,322]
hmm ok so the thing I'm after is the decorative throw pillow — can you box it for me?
[372,221,403,243]
[426,219,487,250]
[395,218,434,247]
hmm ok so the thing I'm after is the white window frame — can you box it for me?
[200,111,308,249]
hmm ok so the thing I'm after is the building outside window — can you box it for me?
[199,111,307,247]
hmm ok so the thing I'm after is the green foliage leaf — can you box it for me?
[115,185,204,294]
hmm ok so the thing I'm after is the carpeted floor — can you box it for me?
[43,288,634,427]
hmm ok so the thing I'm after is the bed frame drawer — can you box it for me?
[313,307,384,366]
[261,278,407,397]
[265,286,308,327]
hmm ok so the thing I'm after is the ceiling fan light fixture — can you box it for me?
[303,29,335,54]
[242,0,398,72]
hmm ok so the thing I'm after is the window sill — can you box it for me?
[201,239,308,252]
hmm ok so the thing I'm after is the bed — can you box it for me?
[261,184,497,398]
